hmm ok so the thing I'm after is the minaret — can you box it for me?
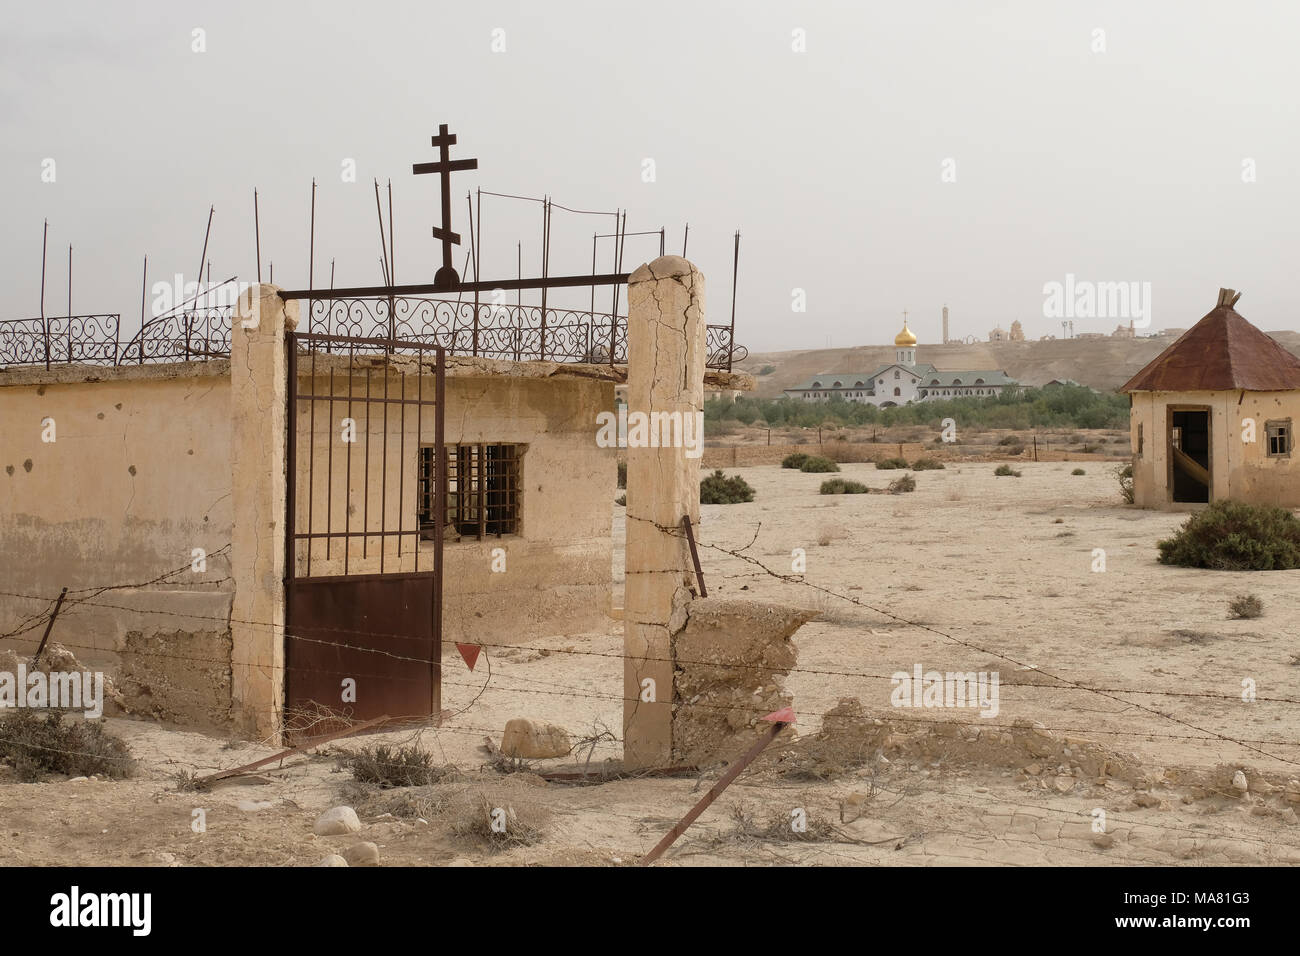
[942,304,949,344]
[895,309,918,366]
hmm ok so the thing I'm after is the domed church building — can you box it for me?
[784,314,1017,407]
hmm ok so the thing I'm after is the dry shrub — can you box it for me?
[448,791,551,851]
[994,464,1021,477]
[710,803,846,846]
[875,457,908,470]
[1114,462,1135,503]
[888,473,916,494]
[781,452,810,469]
[998,434,1023,446]
[1228,594,1264,619]
[343,782,453,819]
[700,470,756,504]
[1071,468,1086,475]
[910,457,945,471]
[336,743,457,788]
[0,710,135,782]
[816,522,843,545]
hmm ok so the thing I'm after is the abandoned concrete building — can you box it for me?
[1122,288,1300,509]
[0,272,751,745]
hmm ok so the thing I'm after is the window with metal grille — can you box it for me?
[418,443,523,538]
[1266,419,1291,458]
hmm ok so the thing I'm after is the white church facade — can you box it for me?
[783,319,1018,407]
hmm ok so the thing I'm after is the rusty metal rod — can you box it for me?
[639,720,788,866]
[33,587,68,662]
[681,515,707,597]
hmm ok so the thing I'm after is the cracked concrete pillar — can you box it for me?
[623,256,706,769]
[229,284,298,740]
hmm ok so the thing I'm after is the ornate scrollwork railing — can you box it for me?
[0,314,122,369]
[1,297,745,372]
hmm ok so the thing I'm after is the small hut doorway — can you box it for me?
[1168,407,1211,503]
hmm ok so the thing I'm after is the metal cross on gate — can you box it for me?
[412,123,479,289]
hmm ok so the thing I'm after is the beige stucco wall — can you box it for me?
[291,364,615,641]
[1130,389,1300,509]
[0,362,236,726]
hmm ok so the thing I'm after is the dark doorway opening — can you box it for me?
[1170,409,1210,503]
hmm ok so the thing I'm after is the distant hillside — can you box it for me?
[739,331,1300,397]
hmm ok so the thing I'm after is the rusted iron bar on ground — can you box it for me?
[193,714,393,786]
[681,515,707,597]
[32,586,68,662]
[639,719,789,866]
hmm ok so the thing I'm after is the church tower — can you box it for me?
[895,312,917,366]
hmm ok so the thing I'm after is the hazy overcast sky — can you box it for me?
[2,0,1297,352]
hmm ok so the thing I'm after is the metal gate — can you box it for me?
[283,331,445,734]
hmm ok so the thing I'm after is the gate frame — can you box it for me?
[283,330,446,731]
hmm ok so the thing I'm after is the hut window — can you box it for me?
[419,443,523,538]
[1137,423,1144,457]
[1266,420,1292,458]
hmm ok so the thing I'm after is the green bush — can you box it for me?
[758,365,776,376]
[1157,500,1300,570]
[911,457,945,471]
[888,473,917,493]
[799,456,840,473]
[0,710,135,782]
[1071,468,1086,476]
[994,464,1022,477]
[700,470,756,504]
[781,452,810,469]
[875,457,908,470]
[820,478,870,495]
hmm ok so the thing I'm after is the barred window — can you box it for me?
[418,443,523,538]
[1266,419,1291,458]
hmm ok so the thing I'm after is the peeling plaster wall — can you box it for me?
[0,366,235,727]
[291,370,615,641]
[1130,389,1300,509]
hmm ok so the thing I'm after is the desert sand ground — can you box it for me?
[3,461,1299,867]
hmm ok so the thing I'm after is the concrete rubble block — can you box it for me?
[313,806,361,836]
[500,718,572,759]
[670,597,817,766]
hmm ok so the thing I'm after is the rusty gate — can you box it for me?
[283,331,446,733]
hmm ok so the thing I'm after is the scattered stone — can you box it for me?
[313,806,361,836]
[1092,833,1115,849]
[67,776,88,784]
[1232,770,1249,793]
[237,800,274,812]
[1133,792,1161,809]
[447,857,475,867]
[1285,780,1300,804]
[1024,763,1042,776]
[1054,775,1074,793]
[316,855,348,867]
[342,841,380,867]
[500,718,572,759]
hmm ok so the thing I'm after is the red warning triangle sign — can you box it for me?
[456,643,482,671]
[761,706,795,724]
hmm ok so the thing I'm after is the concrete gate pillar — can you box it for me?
[229,284,298,740]
[623,257,706,769]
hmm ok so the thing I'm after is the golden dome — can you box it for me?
[895,322,917,347]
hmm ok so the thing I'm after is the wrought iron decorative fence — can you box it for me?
[0,314,122,369]
[1,297,746,371]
